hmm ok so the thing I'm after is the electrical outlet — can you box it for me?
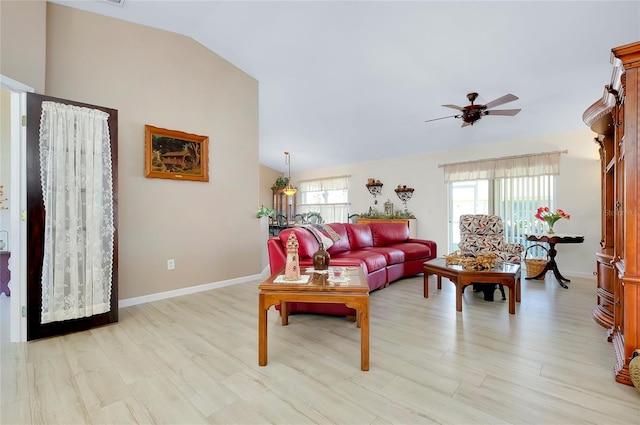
[167,259,175,270]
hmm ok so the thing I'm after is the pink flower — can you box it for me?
[534,207,571,230]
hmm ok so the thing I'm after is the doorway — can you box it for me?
[0,75,32,342]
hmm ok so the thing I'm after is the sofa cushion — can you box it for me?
[361,247,405,265]
[332,251,386,273]
[345,224,374,249]
[387,242,432,261]
[369,222,409,246]
[278,227,319,259]
[325,223,351,255]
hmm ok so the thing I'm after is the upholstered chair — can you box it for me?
[458,214,524,263]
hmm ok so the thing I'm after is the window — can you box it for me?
[448,176,554,253]
[298,175,350,223]
[496,175,554,247]
[444,151,560,253]
[449,180,490,251]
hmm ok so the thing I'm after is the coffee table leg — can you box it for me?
[508,285,515,314]
[281,301,289,326]
[360,298,370,371]
[423,273,429,298]
[456,283,463,312]
[258,294,267,366]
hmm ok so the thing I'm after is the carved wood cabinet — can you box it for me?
[583,41,640,386]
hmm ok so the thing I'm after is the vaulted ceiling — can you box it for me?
[50,1,640,172]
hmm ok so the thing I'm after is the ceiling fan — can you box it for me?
[425,92,521,127]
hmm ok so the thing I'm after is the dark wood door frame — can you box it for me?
[26,93,118,340]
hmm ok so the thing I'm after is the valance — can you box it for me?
[442,151,562,183]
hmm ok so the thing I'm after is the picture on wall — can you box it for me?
[144,125,209,182]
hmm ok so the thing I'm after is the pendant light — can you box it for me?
[282,151,297,196]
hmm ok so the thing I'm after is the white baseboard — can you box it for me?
[563,271,596,280]
[119,267,271,308]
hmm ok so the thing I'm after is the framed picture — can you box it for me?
[144,125,209,182]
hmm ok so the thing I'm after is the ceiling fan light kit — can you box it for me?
[426,92,521,127]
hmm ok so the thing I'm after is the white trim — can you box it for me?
[0,75,35,93]
[1,72,33,342]
[118,271,269,308]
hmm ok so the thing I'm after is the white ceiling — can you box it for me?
[50,1,640,173]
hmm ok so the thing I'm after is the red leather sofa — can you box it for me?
[266,222,437,317]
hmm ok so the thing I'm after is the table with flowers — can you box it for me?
[527,206,582,288]
[524,233,584,288]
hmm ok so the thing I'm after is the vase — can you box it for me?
[313,243,330,270]
[546,224,555,234]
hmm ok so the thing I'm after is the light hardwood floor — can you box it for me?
[1,272,639,424]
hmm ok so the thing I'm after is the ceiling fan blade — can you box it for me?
[425,114,459,123]
[442,104,464,111]
[484,94,519,109]
[485,108,521,116]
[461,121,473,128]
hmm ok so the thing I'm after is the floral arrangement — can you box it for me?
[535,206,570,234]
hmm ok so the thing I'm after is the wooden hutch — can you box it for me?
[272,187,296,220]
[582,41,640,386]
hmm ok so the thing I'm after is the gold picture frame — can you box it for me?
[144,125,209,182]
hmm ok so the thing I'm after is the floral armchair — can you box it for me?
[458,214,523,263]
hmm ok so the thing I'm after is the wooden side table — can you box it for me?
[524,234,585,288]
[259,267,370,371]
[0,251,10,297]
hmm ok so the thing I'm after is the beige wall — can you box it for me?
[0,0,47,93]
[34,4,259,299]
[291,128,601,277]
[259,164,284,210]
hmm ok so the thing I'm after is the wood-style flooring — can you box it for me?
[1,272,639,424]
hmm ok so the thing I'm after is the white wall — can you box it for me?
[0,89,10,243]
[291,128,600,277]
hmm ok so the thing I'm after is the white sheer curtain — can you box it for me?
[38,101,114,324]
[298,175,350,223]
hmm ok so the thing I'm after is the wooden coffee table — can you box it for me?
[258,266,370,371]
[423,258,521,314]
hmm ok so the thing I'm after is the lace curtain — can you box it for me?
[39,101,114,324]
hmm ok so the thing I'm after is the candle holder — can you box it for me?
[394,185,414,212]
[365,179,383,204]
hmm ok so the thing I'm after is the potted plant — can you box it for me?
[256,206,276,219]
[272,176,289,189]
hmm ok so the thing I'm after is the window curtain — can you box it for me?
[496,175,554,245]
[38,101,114,324]
[443,151,561,182]
[298,175,350,192]
[298,175,350,223]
